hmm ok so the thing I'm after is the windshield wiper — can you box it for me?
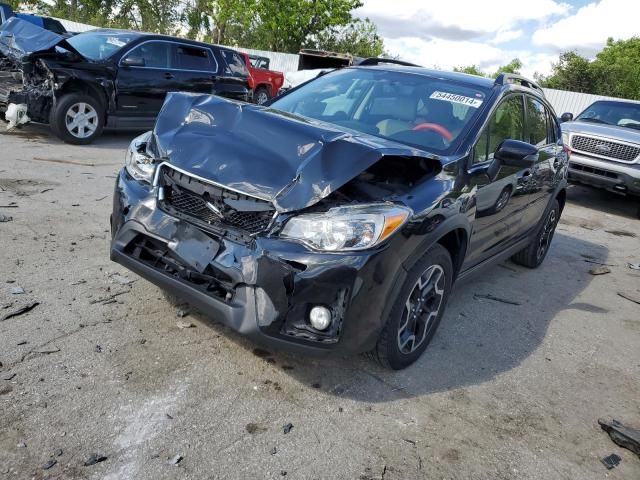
[578,117,611,125]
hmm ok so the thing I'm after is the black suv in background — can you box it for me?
[0,18,250,144]
[111,67,568,369]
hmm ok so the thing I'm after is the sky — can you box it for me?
[355,0,640,77]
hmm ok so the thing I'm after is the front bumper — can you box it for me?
[110,168,406,354]
[568,152,640,196]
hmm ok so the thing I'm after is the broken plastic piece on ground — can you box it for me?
[283,423,293,434]
[83,453,107,466]
[589,266,611,275]
[599,418,640,457]
[600,453,622,470]
[168,454,183,465]
[628,263,640,270]
[5,104,30,131]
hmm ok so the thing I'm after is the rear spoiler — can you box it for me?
[355,57,421,68]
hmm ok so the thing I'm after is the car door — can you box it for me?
[214,48,251,101]
[115,40,179,118]
[464,94,529,268]
[519,96,559,231]
[172,43,218,95]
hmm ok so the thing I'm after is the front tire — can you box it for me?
[511,199,560,268]
[254,86,270,105]
[368,244,453,370]
[50,93,104,145]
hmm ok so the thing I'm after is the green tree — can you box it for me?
[492,58,522,78]
[248,0,363,53]
[453,65,486,76]
[306,18,385,57]
[184,0,256,44]
[537,51,598,93]
[591,37,640,99]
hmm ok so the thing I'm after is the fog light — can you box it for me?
[309,306,332,331]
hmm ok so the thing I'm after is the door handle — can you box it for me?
[164,72,174,79]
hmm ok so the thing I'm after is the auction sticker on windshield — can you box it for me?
[430,91,484,108]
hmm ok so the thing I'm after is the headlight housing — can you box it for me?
[125,131,156,183]
[280,204,411,252]
[561,131,570,147]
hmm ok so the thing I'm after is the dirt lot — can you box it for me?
[1,121,639,480]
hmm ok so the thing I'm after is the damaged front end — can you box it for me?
[0,18,79,126]
[111,93,445,353]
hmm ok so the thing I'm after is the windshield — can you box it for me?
[66,31,139,60]
[269,68,489,153]
[576,101,640,130]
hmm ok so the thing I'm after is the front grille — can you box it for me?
[569,162,618,179]
[158,165,275,236]
[571,135,640,162]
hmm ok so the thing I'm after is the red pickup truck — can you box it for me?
[239,52,284,104]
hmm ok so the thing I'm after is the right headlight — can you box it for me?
[125,131,156,183]
[279,204,411,252]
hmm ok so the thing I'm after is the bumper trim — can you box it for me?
[110,247,333,355]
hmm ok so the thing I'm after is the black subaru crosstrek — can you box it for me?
[110,65,568,369]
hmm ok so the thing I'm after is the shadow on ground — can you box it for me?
[192,231,607,403]
[0,121,143,150]
[567,183,639,220]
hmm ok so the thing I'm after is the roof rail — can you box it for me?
[494,73,544,96]
[356,57,421,68]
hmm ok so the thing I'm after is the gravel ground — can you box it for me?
[1,122,639,480]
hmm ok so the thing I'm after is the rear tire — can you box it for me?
[50,92,104,145]
[367,244,453,370]
[511,199,560,268]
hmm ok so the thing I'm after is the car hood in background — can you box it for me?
[562,120,640,145]
[0,17,83,61]
[153,92,438,212]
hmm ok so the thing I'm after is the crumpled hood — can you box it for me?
[0,17,82,61]
[153,92,437,212]
[562,120,640,145]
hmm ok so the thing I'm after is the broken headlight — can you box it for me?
[280,204,411,251]
[125,131,156,183]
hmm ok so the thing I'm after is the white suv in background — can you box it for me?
[560,100,640,212]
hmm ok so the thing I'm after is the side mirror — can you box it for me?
[121,56,145,67]
[560,112,573,123]
[495,139,538,168]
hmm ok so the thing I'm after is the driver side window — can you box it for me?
[474,95,525,164]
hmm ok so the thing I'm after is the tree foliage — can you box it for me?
[539,37,640,100]
[306,18,385,58]
[453,58,522,79]
[453,65,485,76]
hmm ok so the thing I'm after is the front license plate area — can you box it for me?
[169,223,219,274]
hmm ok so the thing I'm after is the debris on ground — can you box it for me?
[1,301,39,321]
[168,454,183,465]
[270,447,277,455]
[473,293,521,305]
[83,453,107,466]
[617,292,640,306]
[246,423,268,434]
[176,308,190,318]
[94,345,103,353]
[176,320,195,329]
[10,286,25,294]
[589,266,611,275]
[42,459,57,470]
[55,449,63,457]
[605,229,637,238]
[16,442,26,448]
[283,423,294,434]
[0,214,12,222]
[33,346,60,354]
[109,273,133,285]
[628,263,640,271]
[2,372,16,381]
[89,291,128,305]
[599,418,640,456]
[601,453,622,470]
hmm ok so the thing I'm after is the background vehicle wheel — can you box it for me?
[511,199,560,268]
[254,86,270,105]
[367,244,453,370]
[50,93,104,145]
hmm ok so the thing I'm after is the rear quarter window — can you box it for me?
[220,49,249,77]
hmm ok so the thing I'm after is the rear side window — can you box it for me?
[175,45,214,71]
[474,95,525,163]
[547,110,559,143]
[220,49,249,76]
[526,97,548,146]
[124,41,173,68]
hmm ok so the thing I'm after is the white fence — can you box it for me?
[541,88,637,116]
